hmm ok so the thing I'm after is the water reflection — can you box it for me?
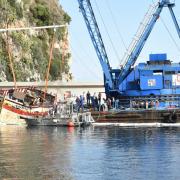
[0,126,180,180]
[0,126,75,179]
[99,127,180,180]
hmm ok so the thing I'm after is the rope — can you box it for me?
[71,34,101,69]
[0,25,67,33]
[105,0,127,51]
[6,31,17,89]
[151,0,180,52]
[160,17,180,53]
[44,29,56,98]
[70,44,102,80]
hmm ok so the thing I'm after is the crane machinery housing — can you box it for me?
[77,0,180,108]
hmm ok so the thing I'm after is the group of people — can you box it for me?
[130,100,159,109]
[67,90,164,112]
[75,91,120,112]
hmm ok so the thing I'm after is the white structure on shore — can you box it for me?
[0,81,105,100]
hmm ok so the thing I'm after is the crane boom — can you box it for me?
[119,0,180,84]
[168,6,180,38]
[77,0,113,89]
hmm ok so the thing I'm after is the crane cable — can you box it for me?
[105,0,127,51]
[72,34,101,70]
[70,44,102,80]
[71,47,100,79]
[93,0,121,64]
[44,29,56,98]
[160,17,180,52]
[151,0,180,52]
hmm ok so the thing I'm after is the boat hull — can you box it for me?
[24,117,73,126]
[24,112,94,127]
[0,98,52,125]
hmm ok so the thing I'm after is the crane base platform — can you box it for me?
[91,108,180,124]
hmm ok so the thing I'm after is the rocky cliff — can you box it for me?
[0,0,71,82]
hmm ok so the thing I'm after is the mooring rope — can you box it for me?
[6,30,17,89]
[44,29,56,99]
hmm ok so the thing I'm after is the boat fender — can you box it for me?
[68,121,74,127]
[168,112,177,123]
[171,111,177,123]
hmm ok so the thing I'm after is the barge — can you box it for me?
[91,108,180,124]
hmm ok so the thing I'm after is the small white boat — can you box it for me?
[23,112,94,127]
[22,100,94,127]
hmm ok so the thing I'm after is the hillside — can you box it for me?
[0,0,71,82]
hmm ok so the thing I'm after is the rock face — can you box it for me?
[0,0,71,82]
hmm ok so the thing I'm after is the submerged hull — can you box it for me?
[0,98,53,125]
[24,117,75,126]
[0,107,26,125]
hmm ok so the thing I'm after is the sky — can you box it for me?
[59,0,180,82]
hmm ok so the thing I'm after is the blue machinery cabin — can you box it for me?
[119,54,180,107]
[77,0,180,108]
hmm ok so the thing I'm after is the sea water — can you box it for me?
[0,126,180,180]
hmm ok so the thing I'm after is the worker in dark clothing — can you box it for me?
[75,96,80,111]
[86,91,91,106]
[78,95,84,112]
[94,96,98,111]
[8,88,14,99]
[98,92,101,105]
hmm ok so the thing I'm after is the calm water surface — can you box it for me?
[0,126,180,180]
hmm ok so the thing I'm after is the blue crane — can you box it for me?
[77,0,180,97]
[77,0,113,91]
[118,0,180,85]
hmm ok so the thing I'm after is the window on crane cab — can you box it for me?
[112,73,115,80]
[147,60,171,65]
[153,70,163,75]
[164,71,175,75]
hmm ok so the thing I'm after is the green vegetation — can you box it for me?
[30,3,50,26]
[63,13,71,24]
[0,0,71,82]
[11,32,31,52]
[7,0,23,19]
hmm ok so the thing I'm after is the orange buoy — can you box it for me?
[67,121,74,127]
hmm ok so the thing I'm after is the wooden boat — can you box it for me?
[0,87,55,125]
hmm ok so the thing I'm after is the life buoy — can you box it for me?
[67,121,74,127]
